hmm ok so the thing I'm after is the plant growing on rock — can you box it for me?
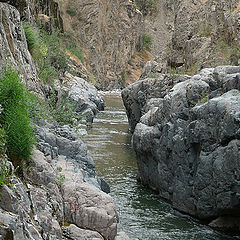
[142,33,153,52]
[0,68,35,164]
[23,22,69,84]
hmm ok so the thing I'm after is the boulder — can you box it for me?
[122,66,240,231]
[63,224,104,240]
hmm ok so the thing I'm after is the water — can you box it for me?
[84,93,238,240]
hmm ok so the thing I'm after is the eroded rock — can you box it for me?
[122,65,240,232]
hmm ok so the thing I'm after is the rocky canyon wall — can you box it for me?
[57,0,143,89]
[145,0,240,72]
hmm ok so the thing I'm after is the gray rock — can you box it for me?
[114,231,131,240]
[122,66,240,232]
[63,224,104,240]
[59,73,105,124]
[0,2,42,95]
[55,157,118,240]
[122,74,190,132]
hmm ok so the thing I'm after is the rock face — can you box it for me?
[0,119,119,239]
[58,0,143,89]
[58,73,105,124]
[122,65,240,229]
[0,2,41,94]
[1,0,63,31]
[145,0,240,72]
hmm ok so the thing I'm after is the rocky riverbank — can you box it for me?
[0,1,130,239]
[122,63,240,233]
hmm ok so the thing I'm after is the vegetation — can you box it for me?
[66,6,77,17]
[23,23,86,84]
[48,91,78,126]
[142,33,153,52]
[215,39,240,65]
[0,68,35,163]
[198,24,212,38]
[135,0,157,16]
[121,71,126,83]
[22,22,37,53]
[23,23,69,84]
[66,38,85,64]
[0,128,11,188]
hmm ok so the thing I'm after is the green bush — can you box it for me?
[66,39,85,64]
[66,7,77,17]
[142,33,152,51]
[0,68,35,163]
[48,91,78,126]
[23,23,69,84]
[22,22,37,53]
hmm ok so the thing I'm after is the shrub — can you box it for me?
[23,23,69,84]
[66,7,77,17]
[22,22,37,53]
[0,68,35,163]
[142,33,152,52]
[66,39,85,64]
[48,91,77,126]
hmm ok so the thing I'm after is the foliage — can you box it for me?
[56,173,65,187]
[147,72,158,78]
[66,7,77,17]
[142,33,152,52]
[0,68,35,163]
[198,24,212,38]
[215,39,240,65]
[22,22,37,53]
[66,39,85,64]
[48,91,78,126]
[23,23,69,84]
[135,0,157,16]
[121,71,126,82]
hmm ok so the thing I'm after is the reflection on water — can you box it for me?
[84,93,238,240]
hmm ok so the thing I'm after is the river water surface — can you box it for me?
[84,93,238,240]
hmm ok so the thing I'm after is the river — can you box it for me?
[84,93,238,240]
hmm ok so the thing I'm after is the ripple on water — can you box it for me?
[84,94,240,240]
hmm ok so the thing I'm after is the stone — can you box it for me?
[122,66,240,230]
[122,73,190,132]
[63,224,104,240]
[0,2,41,95]
[114,231,131,240]
[59,157,118,240]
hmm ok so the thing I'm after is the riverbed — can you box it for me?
[84,93,237,240]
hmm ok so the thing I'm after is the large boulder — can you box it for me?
[122,66,240,231]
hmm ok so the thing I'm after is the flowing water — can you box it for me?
[84,93,239,240]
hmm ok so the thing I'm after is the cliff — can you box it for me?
[122,64,240,233]
[0,1,130,239]
[144,0,240,73]
[57,0,143,89]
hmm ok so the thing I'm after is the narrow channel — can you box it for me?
[84,93,236,240]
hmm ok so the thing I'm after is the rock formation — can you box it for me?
[122,64,240,231]
[0,1,130,239]
[58,0,143,89]
[144,0,240,72]
[0,2,41,94]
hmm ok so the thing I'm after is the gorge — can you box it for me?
[0,0,240,239]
